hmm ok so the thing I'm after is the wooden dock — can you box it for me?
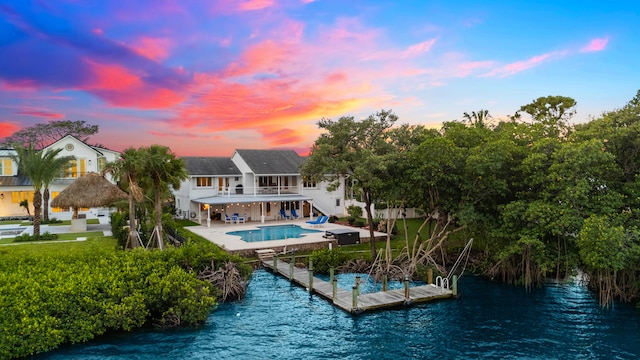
[261,258,454,314]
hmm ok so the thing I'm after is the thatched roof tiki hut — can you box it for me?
[51,172,127,230]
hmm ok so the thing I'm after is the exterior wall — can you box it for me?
[303,177,345,217]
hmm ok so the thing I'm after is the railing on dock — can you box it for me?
[261,254,455,314]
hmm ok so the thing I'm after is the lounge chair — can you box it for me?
[291,208,299,219]
[237,213,246,223]
[306,215,328,227]
[224,214,233,224]
[279,209,290,220]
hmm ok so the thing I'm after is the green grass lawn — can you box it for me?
[0,231,108,245]
[48,218,101,226]
[0,236,117,255]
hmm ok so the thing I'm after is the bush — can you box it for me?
[354,219,366,227]
[310,248,349,274]
[346,205,363,219]
[110,211,128,249]
[13,232,58,242]
[0,239,249,359]
[347,216,356,225]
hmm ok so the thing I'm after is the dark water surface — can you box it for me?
[37,270,640,359]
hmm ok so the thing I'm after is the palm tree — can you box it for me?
[142,145,187,250]
[462,109,491,128]
[102,147,145,249]
[12,145,66,237]
[41,152,74,222]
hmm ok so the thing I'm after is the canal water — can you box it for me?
[37,270,640,359]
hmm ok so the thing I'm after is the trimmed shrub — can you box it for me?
[310,248,350,274]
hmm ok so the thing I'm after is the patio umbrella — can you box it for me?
[51,172,128,219]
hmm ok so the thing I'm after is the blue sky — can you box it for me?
[1,0,639,155]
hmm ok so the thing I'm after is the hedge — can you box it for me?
[0,238,247,359]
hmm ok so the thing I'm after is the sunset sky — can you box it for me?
[1,0,639,156]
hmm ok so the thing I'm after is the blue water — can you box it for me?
[37,271,640,359]
[226,224,322,242]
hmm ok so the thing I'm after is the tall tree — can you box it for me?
[462,109,491,128]
[3,120,99,149]
[12,146,66,237]
[302,110,397,260]
[102,148,145,249]
[142,145,188,250]
[514,95,576,138]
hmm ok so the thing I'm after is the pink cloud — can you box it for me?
[239,0,275,11]
[0,122,21,138]
[130,37,172,61]
[481,51,566,77]
[80,59,185,108]
[92,28,104,35]
[401,38,438,58]
[15,110,64,119]
[580,37,609,53]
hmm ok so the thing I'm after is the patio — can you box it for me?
[184,218,387,257]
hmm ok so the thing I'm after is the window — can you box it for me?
[11,191,34,204]
[336,199,341,207]
[97,157,106,172]
[64,159,87,178]
[303,176,317,188]
[0,159,12,175]
[196,177,212,187]
[218,177,229,191]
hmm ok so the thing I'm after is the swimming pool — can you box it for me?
[226,224,322,242]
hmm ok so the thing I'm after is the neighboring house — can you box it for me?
[0,135,120,218]
[174,149,345,223]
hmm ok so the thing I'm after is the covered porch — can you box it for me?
[190,194,316,226]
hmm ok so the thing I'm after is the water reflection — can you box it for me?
[37,270,640,359]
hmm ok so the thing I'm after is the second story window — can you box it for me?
[97,157,106,172]
[303,176,317,188]
[64,159,87,178]
[0,158,12,175]
[196,177,212,187]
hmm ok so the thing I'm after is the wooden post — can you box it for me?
[452,275,458,296]
[352,286,358,309]
[404,274,410,301]
[308,258,314,293]
[289,254,295,281]
[355,276,361,296]
[332,278,338,300]
[329,267,335,284]
[273,255,278,272]
[382,274,388,292]
[427,268,433,285]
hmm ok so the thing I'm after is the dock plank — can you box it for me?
[262,258,454,314]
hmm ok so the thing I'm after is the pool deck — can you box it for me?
[185,218,387,256]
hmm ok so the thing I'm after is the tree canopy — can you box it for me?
[3,120,99,149]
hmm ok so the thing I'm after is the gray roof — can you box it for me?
[0,176,31,186]
[181,157,241,176]
[235,149,304,175]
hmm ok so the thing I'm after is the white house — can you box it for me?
[0,135,120,219]
[174,149,346,224]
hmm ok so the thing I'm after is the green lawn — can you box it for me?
[48,218,101,226]
[0,236,117,256]
[0,231,108,245]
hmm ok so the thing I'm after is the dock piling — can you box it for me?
[452,275,458,296]
[289,254,295,281]
[332,278,337,300]
[329,267,334,284]
[273,256,278,272]
[355,276,361,296]
[404,274,410,301]
[308,259,314,293]
[382,274,388,292]
[427,268,433,284]
[352,286,358,309]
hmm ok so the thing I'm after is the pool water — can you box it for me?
[226,224,322,242]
